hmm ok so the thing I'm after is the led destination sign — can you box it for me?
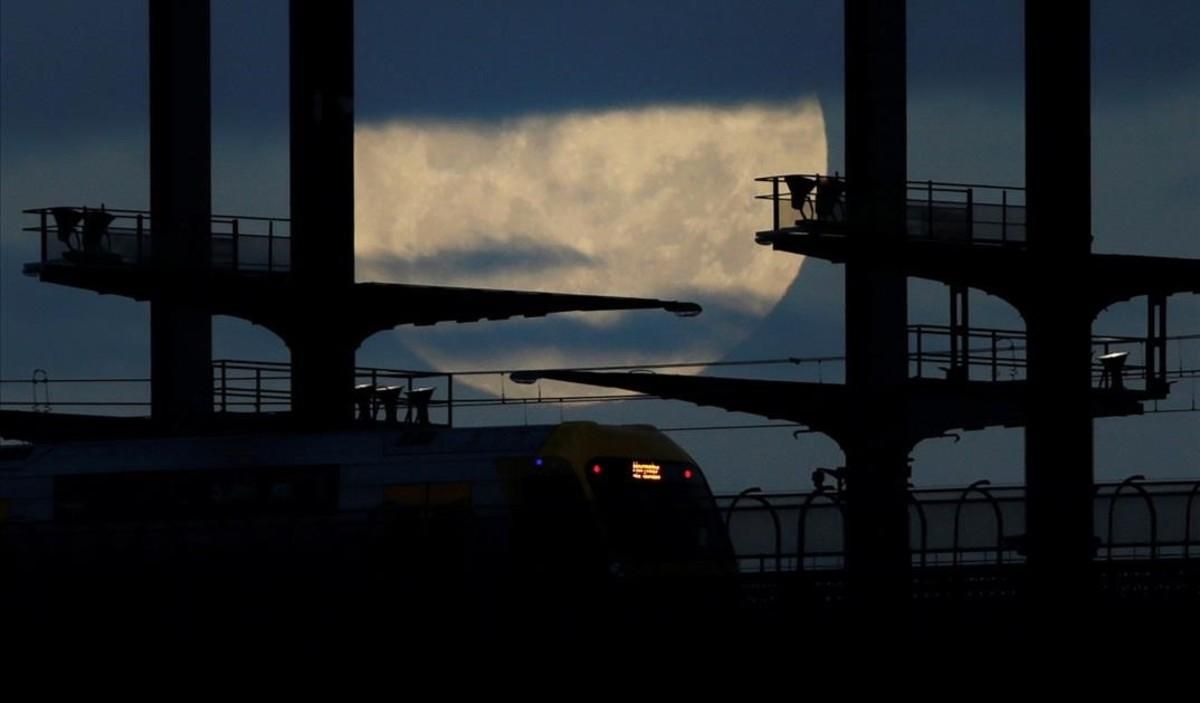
[631,461,662,481]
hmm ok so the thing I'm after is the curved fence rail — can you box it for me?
[717,478,1200,574]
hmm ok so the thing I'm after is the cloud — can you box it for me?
[365,234,597,281]
[355,100,824,310]
[354,99,826,376]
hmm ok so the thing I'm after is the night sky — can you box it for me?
[1,1,1197,491]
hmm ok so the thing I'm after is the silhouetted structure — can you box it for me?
[149,0,212,428]
[5,0,1199,646]
[1022,0,1096,615]
[510,0,1200,621]
[15,0,702,436]
[288,2,357,426]
[839,0,910,620]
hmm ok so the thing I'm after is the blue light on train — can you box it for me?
[534,457,544,467]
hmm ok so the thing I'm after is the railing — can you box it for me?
[905,179,1026,245]
[4,337,1197,421]
[910,324,1027,382]
[908,325,1198,390]
[23,206,291,274]
[211,359,457,426]
[0,360,454,425]
[717,478,1200,574]
[755,174,1027,245]
[4,474,1195,571]
[210,359,290,414]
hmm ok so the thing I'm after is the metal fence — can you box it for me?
[718,478,1200,574]
[24,206,291,273]
[755,174,1027,245]
[908,324,1198,389]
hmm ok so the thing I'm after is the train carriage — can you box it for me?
[0,421,735,653]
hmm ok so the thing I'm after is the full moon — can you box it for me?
[354,99,826,373]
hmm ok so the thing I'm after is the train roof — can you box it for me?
[0,421,687,477]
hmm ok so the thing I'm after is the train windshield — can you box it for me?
[585,457,729,573]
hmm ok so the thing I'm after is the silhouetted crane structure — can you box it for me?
[511,0,1200,622]
[11,1,700,435]
[5,0,1198,638]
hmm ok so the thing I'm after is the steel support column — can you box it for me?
[289,0,357,425]
[1023,0,1096,614]
[842,0,911,621]
[149,0,213,428]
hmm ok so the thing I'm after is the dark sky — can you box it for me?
[1,1,1197,491]
[4,1,1196,147]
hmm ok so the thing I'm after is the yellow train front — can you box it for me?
[495,422,737,632]
[371,421,738,639]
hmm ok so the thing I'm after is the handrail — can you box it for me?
[951,479,1006,567]
[754,175,1026,193]
[1185,481,1200,559]
[907,324,1199,388]
[796,487,845,572]
[24,206,291,274]
[909,492,929,569]
[756,173,1027,245]
[23,206,291,227]
[1107,475,1159,561]
[711,479,1200,571]
[724,487,782,574]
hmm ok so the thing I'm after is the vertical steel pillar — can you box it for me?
[1023,0,1096,614]
[842,0,911,622]
[149,0,213,428]
[289,0,357,425]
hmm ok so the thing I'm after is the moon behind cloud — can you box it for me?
[354,99,826,373]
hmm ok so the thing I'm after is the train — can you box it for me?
[0,421,737,655]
